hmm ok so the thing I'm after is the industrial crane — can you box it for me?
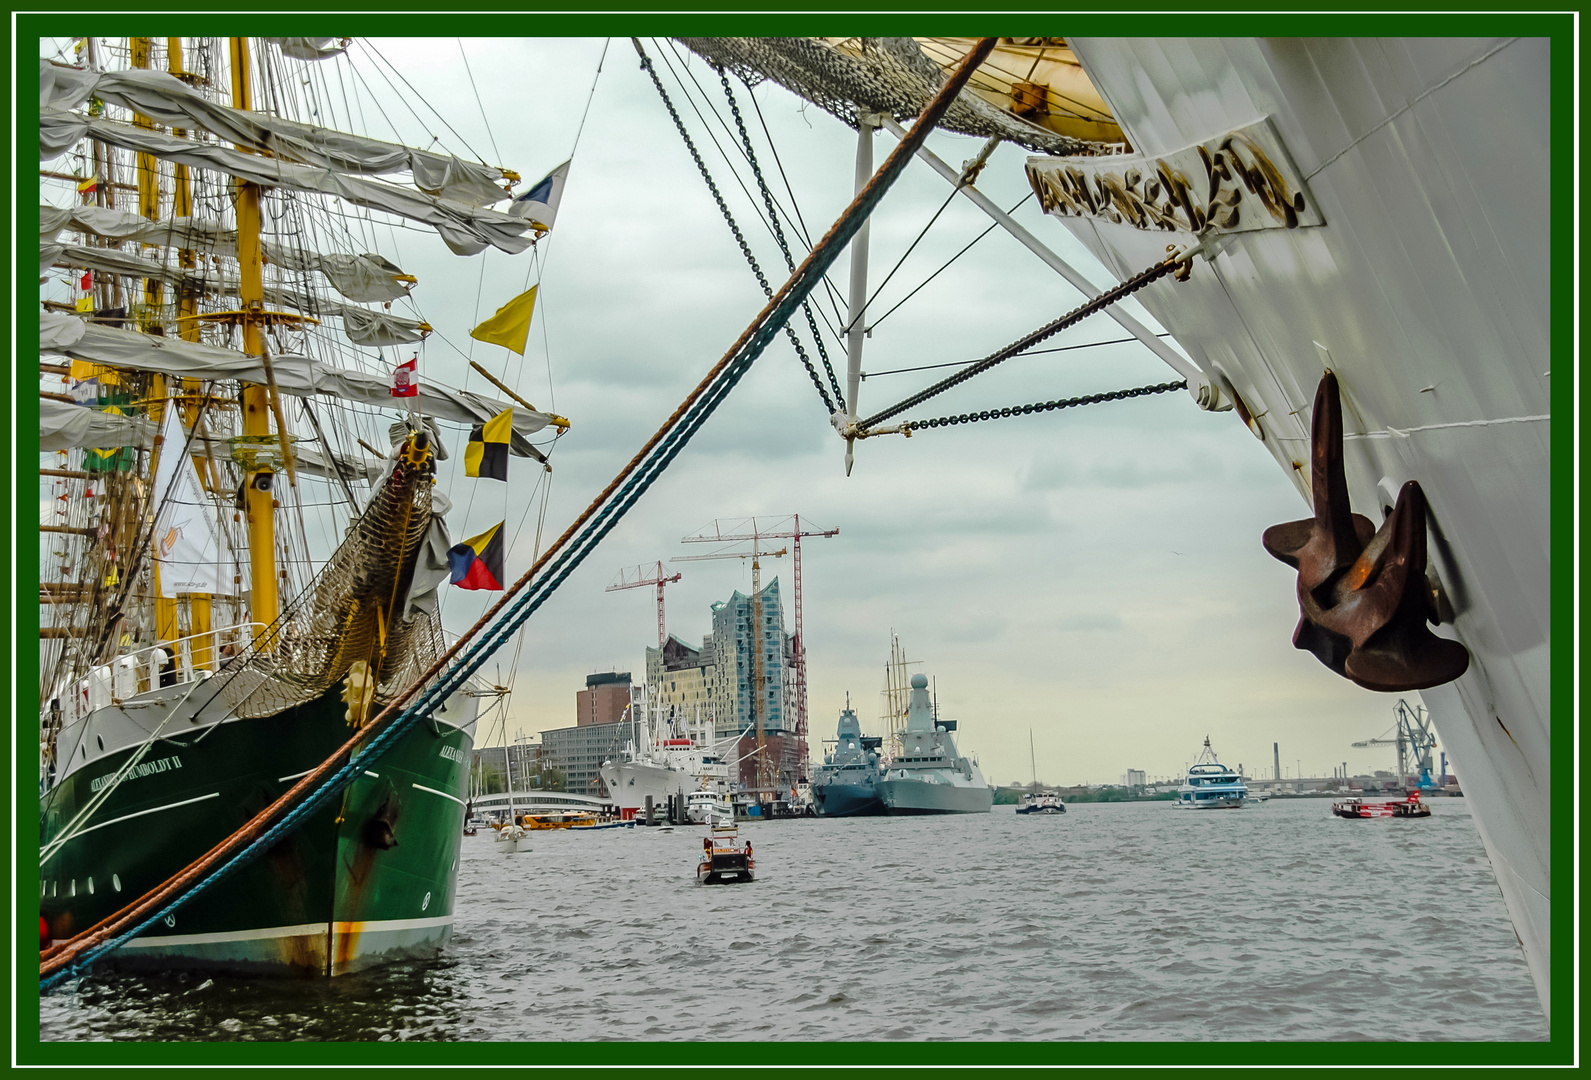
[1352,699,1440,789]
[605,561,682,648]
[672,542,787,793]
[679,516,839,784]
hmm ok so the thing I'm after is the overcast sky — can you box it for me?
[190,38,1439,785]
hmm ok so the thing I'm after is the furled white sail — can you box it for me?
[265,37,350,62]
[39,396,157,452]
[42,203,415,303]
[41,108,539,256]
[45,243,428,346]
[40,60,512,206]
[40,312,555,455]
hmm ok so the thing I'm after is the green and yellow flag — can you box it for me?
[464,408,513,481]
[468,285,538,355]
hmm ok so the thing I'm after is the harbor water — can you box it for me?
[39,798,1544,1042]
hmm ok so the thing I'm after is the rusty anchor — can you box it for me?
[1261,372,1469,692]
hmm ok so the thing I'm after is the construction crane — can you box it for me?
[680,516,839,785]
[1352,699,1439,789]
[605,561,682,648]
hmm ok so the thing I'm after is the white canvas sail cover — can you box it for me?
[42,203,416,303]
[150,407,240,596]
[41,312,556,456]
[39,396,156,452]
[40,60,512,206]
[43,241,428,347]
[41,107,538,256]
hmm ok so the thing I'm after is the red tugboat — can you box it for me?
[696,812,756,884]
[1333,790,1432,819]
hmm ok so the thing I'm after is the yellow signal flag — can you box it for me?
[468,285,538,356]
[463,408,513,481]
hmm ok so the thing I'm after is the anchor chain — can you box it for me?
[719,68,848,414]
[859,248,1193,432]
[900,379,1187,433]
[634,40,840,416]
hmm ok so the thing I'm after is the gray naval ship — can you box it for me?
[877,674,992,815]
[811,704,886,817]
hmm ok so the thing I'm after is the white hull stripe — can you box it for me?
[122,914,454,950]
[121,920,328,948]
[277,769,313,783]
[410,782,464,806]
[71,792,220,838]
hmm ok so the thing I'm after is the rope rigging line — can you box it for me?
[864,332,1174,380]
[865,192,1033,337]
[858,249,1191,431]
[899,379,1188,432]
[39,37,1000,991]
[716,68,847,414]
[634,38,840,417]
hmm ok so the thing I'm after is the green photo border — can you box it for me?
[11,8,1577,1067]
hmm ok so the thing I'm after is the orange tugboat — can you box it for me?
[1333,790,1432,820]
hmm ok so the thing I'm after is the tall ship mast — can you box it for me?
[37,36,563,975]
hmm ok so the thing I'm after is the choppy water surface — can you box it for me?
[40,798,1544,1042]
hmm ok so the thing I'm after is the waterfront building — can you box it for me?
[644,635,719,724]
[539,719,633,797]
[576,670,631,727]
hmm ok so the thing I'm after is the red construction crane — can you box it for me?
[680,516,839,782]
[606,561,682,648]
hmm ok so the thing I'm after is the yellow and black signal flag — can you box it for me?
[464,408,513,481]
[448,522,506,591]
[468,285,538,356]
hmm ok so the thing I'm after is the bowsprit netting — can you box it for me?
[211,435,446,720]
[676,37,1102,157]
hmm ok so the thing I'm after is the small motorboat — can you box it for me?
[696,813,755,884]
[493,822,529,854]
[1016,791,1066,815]
[1333,790,1432,819]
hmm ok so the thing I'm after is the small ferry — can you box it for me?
[1016,791,1066,815]
[696,812,755,884]
[1333,790,1432,819]
[1176,737,1248,809]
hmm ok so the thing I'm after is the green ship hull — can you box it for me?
[39,686,475,976]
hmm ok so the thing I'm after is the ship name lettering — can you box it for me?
[88,754,184,793]
[439,745,465,764]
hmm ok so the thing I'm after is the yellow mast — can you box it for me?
[229,37,277,638]
[167,36,214,668]
[130,37,180,660]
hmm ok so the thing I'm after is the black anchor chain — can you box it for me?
[634,40,841,416]
[900,379,1188,433]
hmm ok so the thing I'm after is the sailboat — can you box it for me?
[670,36,1551,1018]
[37,36,563,974]
[1015,728,1064,815]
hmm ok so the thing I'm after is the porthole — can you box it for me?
[97,734,104,752]
[113,874,122,892]
[422,891,432,912]
[80,744,86,759]
[87,877,94,895]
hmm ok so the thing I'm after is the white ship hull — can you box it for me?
[598,759,691,820]
[1052,37,1550,1015]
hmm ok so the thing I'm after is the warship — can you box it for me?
[876,674,992,815]
[810,703,885,817]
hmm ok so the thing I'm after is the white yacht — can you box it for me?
[1176,737,1248,809]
